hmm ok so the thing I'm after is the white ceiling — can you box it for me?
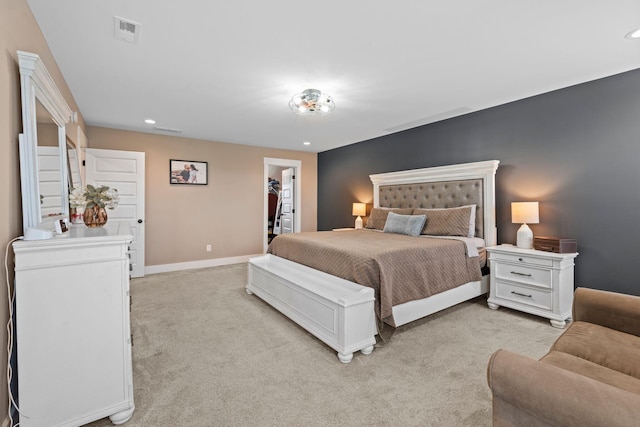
[26,1,640,153]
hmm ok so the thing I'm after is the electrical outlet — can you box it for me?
[206,244,211,252]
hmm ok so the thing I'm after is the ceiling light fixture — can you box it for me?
[625,28,640,39]
[303,141,311,146]
[289,89,335,115]
[144,118,156,124]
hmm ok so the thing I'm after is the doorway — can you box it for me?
[263,158,301,252]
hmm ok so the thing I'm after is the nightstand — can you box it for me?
[486,245,578,328]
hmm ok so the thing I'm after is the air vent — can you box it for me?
[114,16,141,44]
[153,126,183,134]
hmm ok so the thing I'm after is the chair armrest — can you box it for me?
[487,349,640,427]
[573,287,640,337]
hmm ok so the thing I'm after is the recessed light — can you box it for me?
[303,141,311,146]
[144,118,156,124]
[625,28,640,39]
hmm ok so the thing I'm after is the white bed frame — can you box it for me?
[247,160,499,363]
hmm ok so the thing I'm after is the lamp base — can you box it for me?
[516,223,533,249]
[354,216,363,229]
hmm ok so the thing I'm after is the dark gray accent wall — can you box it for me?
[318,68,640,296]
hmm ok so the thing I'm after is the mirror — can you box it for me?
[18,51,73,234]
[36,99,65,218]
[66,138,82,190]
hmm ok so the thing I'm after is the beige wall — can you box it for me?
[1,0,85,420]
[87,128,317,266]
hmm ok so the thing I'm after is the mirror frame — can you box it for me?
[18,51,73,234]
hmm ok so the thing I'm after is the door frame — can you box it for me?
[263,158,301,252]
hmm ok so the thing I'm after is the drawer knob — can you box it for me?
[518,257,523,262]
[511,291,532,298]
[511,271,532,277]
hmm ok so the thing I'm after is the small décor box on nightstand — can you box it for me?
[486,244,578,328]
[533,236,577,253]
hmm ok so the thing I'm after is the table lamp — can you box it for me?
[511,202,539,249]
[352,203,367,229]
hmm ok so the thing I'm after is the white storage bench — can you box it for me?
[246,254,377,363]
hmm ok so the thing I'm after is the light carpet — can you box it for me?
[86,263,564,427]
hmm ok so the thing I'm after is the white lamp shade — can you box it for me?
[352,203,367,217]
[511,202,539,225]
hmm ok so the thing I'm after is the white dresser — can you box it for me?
[486,245,578,328]
[13,223,135,427]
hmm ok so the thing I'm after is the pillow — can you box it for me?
[413,205,476,237]
[382,212,426,237]
[365,207,414,230]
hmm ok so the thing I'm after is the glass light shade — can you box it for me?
[511,202,539,224]
[625,28,640,39]
[352,203,367,217]
[289,89,335,115]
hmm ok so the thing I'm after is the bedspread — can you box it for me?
[268,230,482,327]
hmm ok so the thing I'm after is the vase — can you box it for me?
[83,205,108,227]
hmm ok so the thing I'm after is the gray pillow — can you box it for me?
[382,212,426,237]
[365,207,414,230]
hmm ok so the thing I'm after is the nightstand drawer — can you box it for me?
[494,263,552,288]
[491,251,553,268]
[495,281,552,310]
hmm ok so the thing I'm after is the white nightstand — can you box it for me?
[486,244,578,328]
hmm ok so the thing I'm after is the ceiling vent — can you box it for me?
[114,16,141,44]
[153,126,183,134]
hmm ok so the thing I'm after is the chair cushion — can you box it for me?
[541,350,640,394]
[549,321,640,380]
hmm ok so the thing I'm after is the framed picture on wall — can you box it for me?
[170,160,208,185]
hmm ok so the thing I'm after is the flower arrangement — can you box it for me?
[70,185,119,227]
[70,185,119,210]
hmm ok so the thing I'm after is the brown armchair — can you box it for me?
[487,287,640,426]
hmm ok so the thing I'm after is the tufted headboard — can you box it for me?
[369,160,499,245]
[378,179,484,238]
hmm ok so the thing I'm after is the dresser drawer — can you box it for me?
[491,251,553,268]
[494,262,552,289]
[495,281,552,311]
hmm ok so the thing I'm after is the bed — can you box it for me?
[247,160,499,362]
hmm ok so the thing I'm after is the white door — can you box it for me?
[86,148,145,277]
[280,168,295,234]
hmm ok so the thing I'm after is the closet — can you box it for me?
[267,177,280,242]
[263,158,301,252]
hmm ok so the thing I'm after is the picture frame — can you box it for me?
[170,160,208,185]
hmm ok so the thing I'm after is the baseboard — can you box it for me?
[144,254,262,275]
